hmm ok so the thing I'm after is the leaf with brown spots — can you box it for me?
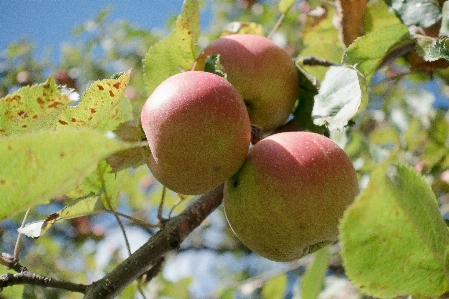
[0,128,133,220]
[57,71,132,132]
[0,77,73,136]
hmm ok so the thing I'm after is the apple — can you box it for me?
[194,34,299,131]
[141,71,251,195]
[223,131,358,262]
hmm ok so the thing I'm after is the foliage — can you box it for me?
[1,0,449,298]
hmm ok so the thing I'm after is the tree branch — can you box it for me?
[1,252,88,294]
[0,270,88,293]
[83,184,224,299]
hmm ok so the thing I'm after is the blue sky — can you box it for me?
[0,1,210,61]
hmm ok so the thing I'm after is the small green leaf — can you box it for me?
[340,164,449,298]
[301,247,329,299]
[57,71,132,132]
[388,0,441,27]
[0,129,133,220]
[142,0,199,96]
[278,0,296,14]
[261,274,287,299]
[204,54,227,79]
[0,77,73,137]
[416,36,449,62]
[311,66,362,131]
[342,23,412,83]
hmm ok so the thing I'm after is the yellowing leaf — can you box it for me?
[0,77,73,136]
[0,129,133,219]
[340,164,449,298]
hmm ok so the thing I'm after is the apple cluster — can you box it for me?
[141,34,358,261]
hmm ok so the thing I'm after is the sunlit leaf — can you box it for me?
[57,71,132,132]
[387,0,441,27]
[0,129,133,220]
[340,164,449,298]
[312,66,363,131]
[142,0,199,96]
[18,213,59,238]
[362,1,402,34]
[0,77,73,137]
[301,247,329,299]
[342,23,412,83]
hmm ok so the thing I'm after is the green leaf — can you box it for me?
[362,1,402,34]
[261,274,287,299]
[142,0,199,96]
[342,23,412,83]
[340,164,449,298]
[301,247,330,299]
[388,0,441,27]
[204,54,227,79]
[416,36,449,62]
[0,129,133,220]
[278,0,296,14]
[311,66,364,131]
[293,68,324,134]
[0,77,73,137]
[57,71,132,132]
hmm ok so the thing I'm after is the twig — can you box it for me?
[0,271,87,294]
[83,184,224,299]
[106,210,160,228]
[267,13,286,39]
[157,186,167,223]
[1,253,25,273]
[301,56,338,67]
[14,208,31,260]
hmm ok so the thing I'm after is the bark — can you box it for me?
[83,184,224,299]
